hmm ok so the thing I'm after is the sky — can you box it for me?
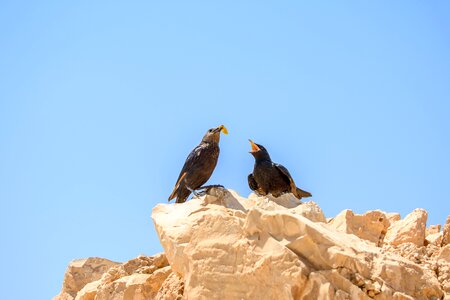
[1,1,449,299]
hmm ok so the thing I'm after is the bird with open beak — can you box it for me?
[168,125,228,203]
[247,139,312,200]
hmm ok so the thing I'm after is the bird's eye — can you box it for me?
[208,129,212,132]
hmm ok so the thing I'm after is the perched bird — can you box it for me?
[247,140,312,200]
[168,125,228,203]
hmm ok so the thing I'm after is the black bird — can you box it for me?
[247,140,312,200]
[168,125,228,203]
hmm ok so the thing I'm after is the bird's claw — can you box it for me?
[199,184,224,191]
[188,185,224,199]
[186,186,201,198]
[196,190,207,197]
[189,187,207,198]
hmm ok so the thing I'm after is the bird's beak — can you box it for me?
[248,139,260,152]
[215,125,228,134]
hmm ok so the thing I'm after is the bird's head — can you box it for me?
[201,125,228,144]
[248,139,271,161]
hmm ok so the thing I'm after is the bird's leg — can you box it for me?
[195,190,207,197]
[196,184,225,196]
[198,184,224,191]
[186,186,201,197]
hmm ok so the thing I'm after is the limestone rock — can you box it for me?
[95,269,171,300]
[152,188,443,299]
[384,208,428,246]
[426,224,441,236]
[291,200,327,223]
[443,216,450,246]
[328,209,390,245]
[155,272,184,299]
[153,191,309,299]
[439,244,450,263]
[54,257,119,299]
[208,189,327,222]
[426,232,443,246]
[54,253,172,300]
[55,188,449,300]
[386,212,401,224]
[75,280,101,300]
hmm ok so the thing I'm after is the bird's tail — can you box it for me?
[168,185,191,204]
[175,187,191,204]
[168,172,187,201]
[168,186,179,202]
[295,187,312,199]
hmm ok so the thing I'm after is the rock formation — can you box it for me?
[54,188,450,299]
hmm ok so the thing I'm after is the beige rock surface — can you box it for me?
[54,254,173,300]
[55,188,449,300]
[151,189,444,299]
[426,224,441,236]
[439,244,450,263]
[56,257,119,299]
[328,209,391,245]
[155,272,184,299]
[426,232,443,246]
[384,208,428,246]
[443,216,450,246]
[385,212,401,224]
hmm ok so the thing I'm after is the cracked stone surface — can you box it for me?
[54,188,449,299]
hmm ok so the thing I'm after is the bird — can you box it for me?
[168,125,228,203]
[247,139,312,200]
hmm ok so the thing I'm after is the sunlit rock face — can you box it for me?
[55,188,449,300]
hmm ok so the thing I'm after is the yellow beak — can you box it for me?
[219,125,228,135]
[248,139,260,152]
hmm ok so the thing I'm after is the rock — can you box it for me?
[426,232,443,246]
[245,190,326,222]
[53,292,74,300]
[291,200,327,223]
[75,280,100,300]
[328,209,390,245]
[155,272,184,299]
[95,267,171,300]
[438,244,450,263]
[54,253,171,300]
[436,254,450,298]
[152,191,309,299]
[386,212,401,224]
[442,216,450,246]
[426,224,441,236]
[96,274,153,300]
[152,188,443,299]
[54,188,448,300]
[384,208,428,246]
[54,257,118,299]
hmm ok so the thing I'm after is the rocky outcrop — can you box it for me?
[328,209,391,246]
[443,216,450,247]
[54,188,450,299]
[56,257,119,300]
[384,208,428,247]
[54,254,182,300]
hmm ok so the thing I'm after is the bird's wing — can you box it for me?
[273,163,297,192]
[168,143,207,201]
[247,173,259,191]
[180,143,208,177]
[248,173,267,196]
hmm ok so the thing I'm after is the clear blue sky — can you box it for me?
[1,1,449,299]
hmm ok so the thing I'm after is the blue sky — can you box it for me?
[1,1,449,299]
